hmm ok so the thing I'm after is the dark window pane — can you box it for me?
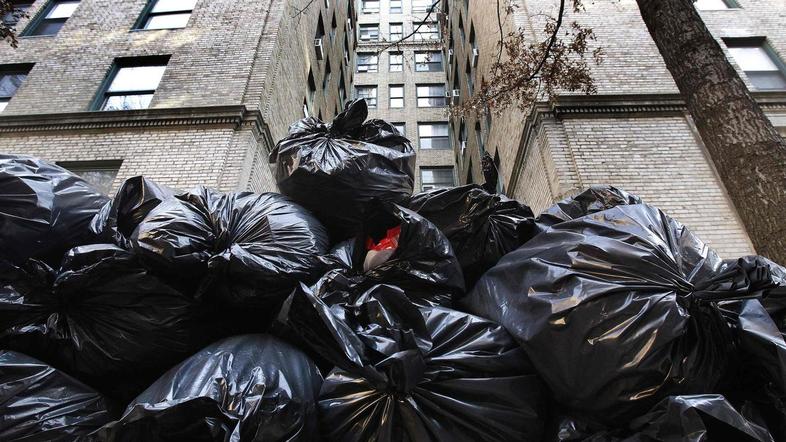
[31,18,65,36]
[0,74,26,97]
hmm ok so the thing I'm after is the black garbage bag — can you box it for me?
[0,154,109,265]
[91,176,175,248]
[554,395,775,442]
[0,244,207,401]
[461,202,786,423]
[0,350,114,441]
[131,187,330,317]
[277,279,545,441]
[323,203,464,306]
[408,184,536,289]
[92,334,322,442]
[270,99,416,240]
[534,185,641,234]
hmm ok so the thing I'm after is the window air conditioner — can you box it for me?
[471,48,479,67]
[314,38,324,60]
[451,89,460,105]
[448,48,454,63]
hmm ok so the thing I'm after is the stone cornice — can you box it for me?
[551,92,786,117]
[0,105,274,151]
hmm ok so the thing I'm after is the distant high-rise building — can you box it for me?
[355,0,456,191]
[0,0,357,193]
[445,0,786,257]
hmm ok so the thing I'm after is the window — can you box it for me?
[458,15,465,42]
[416,84,446,107]
[330,12,337,40]
[338,69,347,107]
[303,98,309,118]
[323,57,332,90]
[58,160,122,195]
[421,167,455,191]
[25,0,79,36]
[136,0,196,30]
[359,24,379,41]
[389,52,403,72]
[458,120,467,152]
[389,23,402,41]
[494,151,504,193]
[415,51,443,72]
[469,24,476,50]
[392,122,405,136]
[390,0,402,14]
[725,39,786,90]
[0,65,31,113]
[695,0,738,9]
[307,68,316,106]
[414,22,439,41]
[418,122,450,149]
[356,52,378,72]
[412,0,436,13]
[361,0,379,14]
[390,85,404,108]
[466,60,474,94]
[2,1,33,28]
[355,85,377,108]
[475,122,485,154]
[315,14,325,40]
[97,57,168,111]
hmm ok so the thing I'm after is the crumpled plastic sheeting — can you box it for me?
[462,203,786,423]
[0,350,113,441]
[534,185,641,234]
[90,176,176,248]
[408,184,536,289]
[278,281,545,442]
[0,244,206,401]
[323,204,464,306]
[270,99,416,241]
[0,154,108,266]
[92,334,323,442]
[555,395,775,442]
[132,187,330,313]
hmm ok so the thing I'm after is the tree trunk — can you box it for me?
[636,0,786,262]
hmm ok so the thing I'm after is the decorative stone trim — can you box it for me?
[0,105,274,152]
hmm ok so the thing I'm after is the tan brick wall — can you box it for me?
[446,0,786,258]
[0,0,355,192]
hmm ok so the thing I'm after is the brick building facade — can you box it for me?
[354,0,455,191]
[0,0,356,193]
[446,0,786,258]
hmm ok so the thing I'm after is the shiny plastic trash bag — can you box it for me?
[0,154,109,265]
[278,280,545,441]
[270,99,416,240]
[0,244,206,401]
[91,176,175,248]
[0,350,114,441]
[92,334,322,442]
[534,185,641,233]
[324,204,464,306]
[132,187,329,313]
[555,395,775,442]
[408,184,535,289]
[462,202,786,423]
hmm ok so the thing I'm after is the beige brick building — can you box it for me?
[354,0,455,191]
[446,0,786,258]
[0,0,356,193]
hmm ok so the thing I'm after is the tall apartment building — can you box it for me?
[445,0,786,258]
[354,0,455,191]
[0,0,356,193]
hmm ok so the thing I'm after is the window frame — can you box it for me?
[724,37,786,91]
[389,0,402,14]
[91,56,170,112]
[389,84,404,108]
[356,52,379,73]
[361,0,379,14]
[0,63,33,113]
[358,23,379,42]
[57,159,123,195]
[415,51,443,72]
[389,51,403,72]
[2,1,33,28]
[392,122,406,136]
[418,122,450,149]
[420,166,455,191]
[133,0,196,31]
[355,85,377,108]
[22,0,80,36]
[389,22,403,41]
[413,21,439,41]
[416,83,447,108]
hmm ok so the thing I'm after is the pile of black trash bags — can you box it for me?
[1,100,785,441]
